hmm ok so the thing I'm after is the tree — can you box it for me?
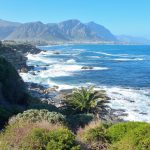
[64,86,108,114]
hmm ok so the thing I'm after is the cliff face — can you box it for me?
[0,57,27,105]
[0,43,27,71]
[0,42,41,71]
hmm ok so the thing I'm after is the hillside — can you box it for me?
[0,19,117,42]
[117,35,150,44]
[0,19,21,39]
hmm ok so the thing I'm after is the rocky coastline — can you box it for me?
[27,82,123,123]
[0,41,42,72]
[0,41,124,123]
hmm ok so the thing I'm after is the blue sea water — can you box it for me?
[20,44,150,122]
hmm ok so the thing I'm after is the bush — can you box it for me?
[20,128,50,150]
[9,109,66,125]
[0,120,80,150]
[46,128,80,150]
[22,127,81,150]
[108,122,150,150]
[77,121,109,150]
[106,121,148,143]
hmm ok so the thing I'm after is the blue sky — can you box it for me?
[0,0,150,39]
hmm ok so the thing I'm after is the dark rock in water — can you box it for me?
[60,89,73,94]
[30,71,36,75]
[53,51,60,55]
[27,65,34,70]
[133,109,139,112]
[129,100,135,103]
[20,67,28,73]
[139,112,147,115]
[81,66,93,70]
[53,85,59,89]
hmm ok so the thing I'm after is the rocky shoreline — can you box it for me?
[27,82,124,123]
[0,41,42,72]
[0,41,125,123]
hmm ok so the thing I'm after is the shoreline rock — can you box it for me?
[26,82,124,123]
[81,66,93,70]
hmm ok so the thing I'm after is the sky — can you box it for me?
[0,0,150,39]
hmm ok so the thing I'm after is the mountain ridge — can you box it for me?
[0,19,149,44]
[0,19,117,42]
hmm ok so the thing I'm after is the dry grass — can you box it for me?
[77,121,108,150]
[0,120,64,150]
[77,120,102,141]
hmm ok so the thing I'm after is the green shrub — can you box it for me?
[46,128,80,150]
[20,128,49,150]
[77,121,108,149]
[0,119,80,150]
[9,109,66,124]
[107,122,150,150]
[78,121,108,143]
[106,121,147,143]
[21,127,80,150]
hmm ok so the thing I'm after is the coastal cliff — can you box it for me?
[0,41,41,71]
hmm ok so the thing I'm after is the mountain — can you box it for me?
[0,19,21,39]
[117,35,150,44]
[57,19,93,41]
[0,19,117,42]
[86,22,117,41]
[7,21,68,41]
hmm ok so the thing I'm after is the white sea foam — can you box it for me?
[66,59,76,64]
[87,56,101,59]
[22,48,150,123]
[101,86,150,122]
[114,58,143,61]
[27,53,58,64]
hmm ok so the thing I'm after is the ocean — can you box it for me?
[20,44,150,122]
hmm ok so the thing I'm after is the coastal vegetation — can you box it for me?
[0,42,150,150]
[64,87,108,114]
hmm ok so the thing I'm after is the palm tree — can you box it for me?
[65,86,108,114]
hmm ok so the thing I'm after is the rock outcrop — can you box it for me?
[0,42,41,71]
[0,43,27,70]
[0,57,28,105]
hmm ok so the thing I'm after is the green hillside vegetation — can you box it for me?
[0,48,149,150]
[1,117,150,150]
[0,57,27,104]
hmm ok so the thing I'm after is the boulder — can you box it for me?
[81,66,93,70]
[20,67,28,73]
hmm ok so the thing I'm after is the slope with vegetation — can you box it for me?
[0,43,150,149]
